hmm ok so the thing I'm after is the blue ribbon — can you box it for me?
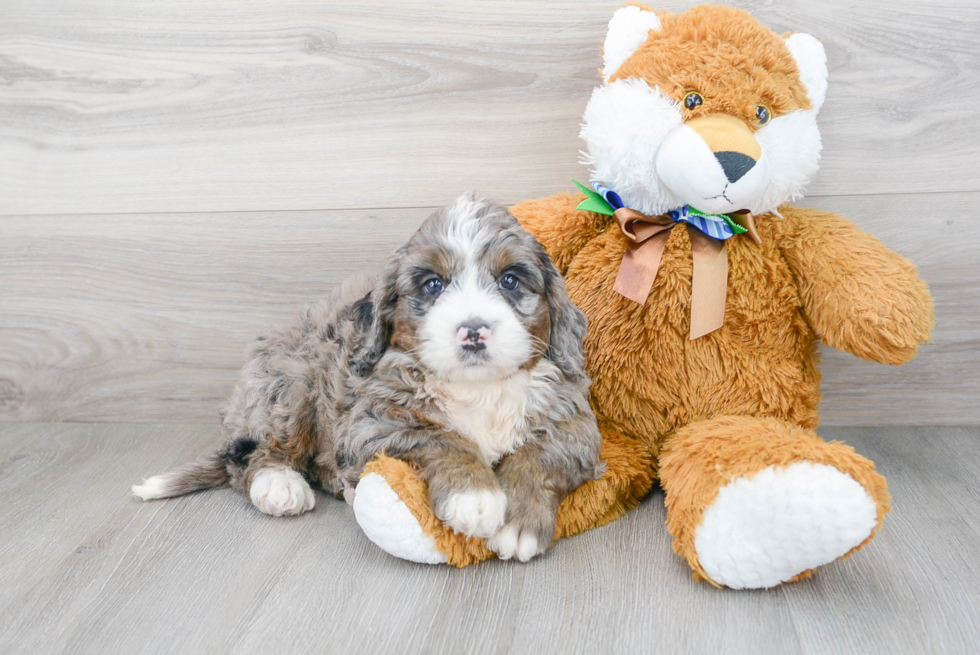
[590,181,625,210]
[585,181,742,241]
[666,206,738,241]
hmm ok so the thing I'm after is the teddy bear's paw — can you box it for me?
[353,472,448,564]
[435,489,507,540]
[249,467,316,517]
[487,524,547,562]
[694,462,878,589]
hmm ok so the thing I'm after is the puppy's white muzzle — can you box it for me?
[418,275,532,380]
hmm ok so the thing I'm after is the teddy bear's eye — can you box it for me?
[756,105,772,125]
[684,92,703,110]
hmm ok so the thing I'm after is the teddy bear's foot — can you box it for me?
[353,471,447,564]
[693,461,877,589]
[660,416,890,590]
[352,455,496,567]
[352,426,655,567]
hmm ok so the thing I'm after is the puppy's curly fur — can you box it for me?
[134,194,602,561]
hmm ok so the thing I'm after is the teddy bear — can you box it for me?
[350,3,935,589]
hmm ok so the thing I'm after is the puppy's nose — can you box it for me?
[714,151,756,183]
[457,320,490,350]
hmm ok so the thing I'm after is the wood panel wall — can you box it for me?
[1,0,978,425]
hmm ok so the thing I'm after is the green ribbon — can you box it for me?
[572,179,616,216]
[686,206,748,235]
[572,179,747,234]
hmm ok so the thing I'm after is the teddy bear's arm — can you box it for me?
[511,193,613,274]
[778,207,935,365]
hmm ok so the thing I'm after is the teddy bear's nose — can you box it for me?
[714,151,756,183]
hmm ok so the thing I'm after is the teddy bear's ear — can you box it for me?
[602,5,662,82]
[785,33,828,112]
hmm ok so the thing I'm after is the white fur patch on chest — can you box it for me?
[426,361,559,466]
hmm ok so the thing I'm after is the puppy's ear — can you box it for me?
[537,244,588,382]
[349,251,401,376]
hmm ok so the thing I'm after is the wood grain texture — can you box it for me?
[1,2,976,651]
[0,423,978,654]
[2,192,976,424]
[1,0,979,215]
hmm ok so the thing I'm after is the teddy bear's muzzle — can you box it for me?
[655,113,770,216]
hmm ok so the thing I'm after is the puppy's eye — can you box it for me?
[498,274,519,291]
[423,278,444,296]
[684,92,703,110]
[756,104,772,125]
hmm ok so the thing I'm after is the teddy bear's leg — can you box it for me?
[553,423,655,539]
[353,425,654,566]
[352,455,494,567]
[659,416,889,590]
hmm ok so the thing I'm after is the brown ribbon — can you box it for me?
[612,208,759,340]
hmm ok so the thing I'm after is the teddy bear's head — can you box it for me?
[580,3,828,217]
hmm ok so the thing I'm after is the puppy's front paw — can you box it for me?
[249,468,315,517]
[487,523,548,562]
[437,489,507,539]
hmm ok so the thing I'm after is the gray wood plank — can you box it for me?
[1,0,978,216]
[2,193,975,425]
[0,424,978,654]
[0,423,218,622]
[0,208,426,422]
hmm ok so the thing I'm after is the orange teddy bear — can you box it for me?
[352,3,934,589]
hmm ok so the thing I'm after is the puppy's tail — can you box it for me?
[132,438,257,501]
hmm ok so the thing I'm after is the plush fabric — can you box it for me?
[353,4,934,587]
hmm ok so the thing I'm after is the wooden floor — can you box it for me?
[3,1,980,653]
[0,423,977,654]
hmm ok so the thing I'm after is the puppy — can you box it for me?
[133,194,602,561]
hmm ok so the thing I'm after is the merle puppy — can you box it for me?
[133,194,601,561]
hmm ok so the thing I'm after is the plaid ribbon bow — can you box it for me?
[582,181,748,239]
[572,180,760,339]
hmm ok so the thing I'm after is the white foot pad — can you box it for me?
[694,462,878,589]
[249,468,316,517]
[353,473,447,565]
